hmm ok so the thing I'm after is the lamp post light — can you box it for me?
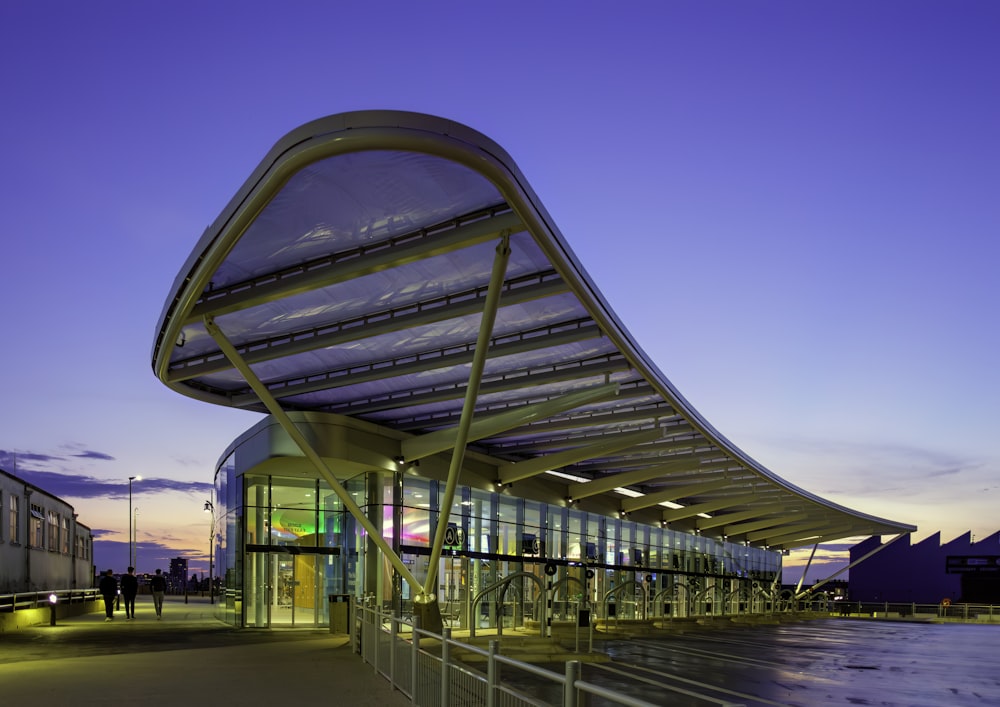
[128,476,141,567]
[204,500,215,604]
[133,507,140,570]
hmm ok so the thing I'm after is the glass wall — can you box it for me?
[216,457,781,629]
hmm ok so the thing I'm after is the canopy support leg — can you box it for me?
[422,235,511,607]
[795,544,819,595]
[795,532,911,601]
[203,315,425,599]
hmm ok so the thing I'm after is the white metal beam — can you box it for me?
[423,235,511,598]
[725,513,809,537]
[660,493,762,523]
[497,427,664,486]
[620,477,732,513]
[400,382,619,462]
[567,452,720,500]
[746,519,827,542]
[795,533,911,599]
[694,502,789,530]
[202,315,424,596]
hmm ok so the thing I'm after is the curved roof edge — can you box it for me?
[153,110,916,546]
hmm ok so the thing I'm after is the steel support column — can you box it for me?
[795,532,911,600]
[203,316,424,597]
[423,235,511,597]
[795,544,819,595]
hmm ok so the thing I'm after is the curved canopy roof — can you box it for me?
[153,110,914,550]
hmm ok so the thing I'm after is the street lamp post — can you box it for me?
[204,500,215,604]
[127,476,141,567]
[133,507,139,569]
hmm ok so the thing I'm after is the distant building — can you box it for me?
[850,531,1000,604]
[169,557,188,590]
[0,467,94,593]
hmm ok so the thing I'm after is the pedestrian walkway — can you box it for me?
[0,595,411,706]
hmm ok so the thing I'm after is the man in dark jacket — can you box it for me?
[121,566,139,619]
[150,568,167,619]
[98,569,117,621]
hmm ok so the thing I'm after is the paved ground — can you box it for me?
[0,595,411,706]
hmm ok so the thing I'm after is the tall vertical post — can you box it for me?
[203,316,423,597]
[204,500,215,604]
[441,627,452,706]
[423,235,510,598]
[127,476,137,567]
[133,507,139,568]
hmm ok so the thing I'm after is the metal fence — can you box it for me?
[354,600,717,707]
[830,600,1000,622]
[0,588,100,612]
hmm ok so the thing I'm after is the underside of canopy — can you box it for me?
[152,110,915,552]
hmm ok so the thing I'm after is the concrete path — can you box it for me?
[0,595,411,706]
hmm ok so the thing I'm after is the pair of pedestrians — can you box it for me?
[97,567,167,620]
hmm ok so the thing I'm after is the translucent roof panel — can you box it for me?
[152,110,915,549]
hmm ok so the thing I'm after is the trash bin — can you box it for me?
[329,594,351,634]
[577,609,591,628]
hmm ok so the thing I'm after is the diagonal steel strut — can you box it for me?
[423,234,511,597]
[203,315,425,597]
[794,532,911,600]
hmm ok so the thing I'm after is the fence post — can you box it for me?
[487,639,499,707]
[441,627,451,707]
[564,660,581,707]
[373,600,381,676]
[411,615,420,704]
[351,598,358,655]
[390,611,397,689]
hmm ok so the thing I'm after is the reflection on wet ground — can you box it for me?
[504,619,1000,706]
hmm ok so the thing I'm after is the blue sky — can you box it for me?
[1,1,997,583]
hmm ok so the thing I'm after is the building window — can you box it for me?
[8,495,18,543]
[30,504,44,547]
[62,516,70,554]
[48,511,59,551]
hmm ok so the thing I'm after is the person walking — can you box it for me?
[98,569,117,621]
[150,568,167,619]
[121,566,139,619]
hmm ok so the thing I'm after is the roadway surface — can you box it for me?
[6,599,1000,706]
[0,595,411,706]
[504,618,1000,706]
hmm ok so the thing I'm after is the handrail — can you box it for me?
[602,579,646,621]
[355,599,666,706]
[0,588,100,612]
[469,571,546,638]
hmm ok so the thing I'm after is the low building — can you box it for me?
[850,531,1000,604]
[0,467,94,593]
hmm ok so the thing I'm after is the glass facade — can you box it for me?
[212,453,781,629]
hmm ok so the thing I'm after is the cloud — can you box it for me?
[1,446,115,473]
[72,450,116,461]
[763,436,991,499]
[1,450,62,465]
[1,450,210,501]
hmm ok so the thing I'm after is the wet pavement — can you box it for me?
[4,601,999,706]
[503,619,1000,706]
[0,595,410,707]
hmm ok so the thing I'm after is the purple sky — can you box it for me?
[1,2,997,583]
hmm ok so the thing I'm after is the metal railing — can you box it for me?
[353,599,737,707]
[0,588,100,612]
[829,600,1000,622]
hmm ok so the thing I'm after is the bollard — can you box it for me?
[49,594,58,626]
